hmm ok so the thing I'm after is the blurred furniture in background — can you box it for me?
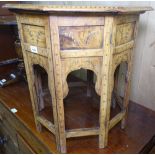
[0,2,25,87]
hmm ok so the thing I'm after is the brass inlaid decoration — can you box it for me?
[59,26,104,50]
[22,24,46,48]
[116,22,135,46]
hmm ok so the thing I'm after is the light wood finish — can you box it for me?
[99,16,116,148]
[109,112,125,130]
[59,25,104,50]
[66,127,99,138]
[61,57,102,98]
[121,18,140,129]
[5,4,151,153]
[37,116,55,134]
[60,49,103,58]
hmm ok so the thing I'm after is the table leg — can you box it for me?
[121,61,131,129]
[87,70,94,97]
[112,66,120,109]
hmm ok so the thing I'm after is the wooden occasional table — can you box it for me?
[4,4,152,153]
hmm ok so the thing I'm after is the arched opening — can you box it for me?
[33,64,54,124]
[110,62,128,119]
[64,68,100,130]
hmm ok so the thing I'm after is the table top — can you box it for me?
[3,4,153,14]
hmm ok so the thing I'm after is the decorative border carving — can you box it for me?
[61,57,102,98]
[27,52,49,73]
[111,50,131,91]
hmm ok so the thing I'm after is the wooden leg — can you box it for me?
[112,66,120,109]
[87,70,94,97]
[47,72,61,153]
[50,16,66,153]
[56,99,66,153]
[121,18,139,129]
[47,55,66,153]
[99,56,113,148]
[16,16,42,132]
[99,17,115,148]
[34,68,44,111]
[112,93,116,109]
[121,62,131,129]
[99,79,113,148]
[29,65,42,132]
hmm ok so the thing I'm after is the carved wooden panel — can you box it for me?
[116,22,135,46]
[26,52,49,73]
[112,50,130,72]
[59,26,104,50]
[61,57,102,98]
[22,24,46,48]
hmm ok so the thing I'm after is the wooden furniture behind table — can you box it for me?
[0,13,17,74]
[0,82,58,153]
[4,4,152,153]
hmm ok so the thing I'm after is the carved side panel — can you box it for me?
[26,52,49,73]
[22,24,46,48]
[59,26,104,50]
[116,22,135,46]
[112,50,130,73]
[61,57,102,98]
[20,15,49,57]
